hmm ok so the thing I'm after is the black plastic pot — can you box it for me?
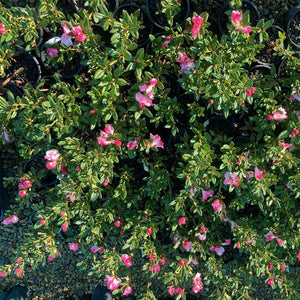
[24,156,58,190]
[217,0,261,36]
[286,5,300,49]
[6,47,42,88]
[204,117,238,137]
[255,25,285,66]
[248,63,271,80]
[40,39,84,79]
[56,0,79,16]
[114,4,153,48]
[146,0,189,29]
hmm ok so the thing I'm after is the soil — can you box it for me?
[287,11,300,48]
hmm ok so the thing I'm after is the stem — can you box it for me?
[0,67,24,88]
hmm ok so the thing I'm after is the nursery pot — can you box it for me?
[204,117,238,137]
[146,0,190,29]
[24,156,58,190]
[56,0,79,16]
[114,4,153,48]
[217,0,261,36]
[40,38,84,79]
[5,47,42,88]
[255,25,285,66]
[248,63,271,80]
[286,5,300,49]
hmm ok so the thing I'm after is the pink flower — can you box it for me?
[268,264,273,271]
[245,170,254,180]
[192,283,203,294]
[191,16,204,38]
[69,242,79,252]
[149,253,154,260]
[277,238,283,247]
[66,192,76,202]
[176,51,189,64]
[150,133,164,148]
[291,129,299,137]
[202,189,214,201]
[97,137,110,146]
[168,286,175,295]
[200,226,206,233]
[224,239,231,246]
[114,220,121,227]
[16,257,22,263]
[278,142,292,150]
[231,10,243,24]
[268,277,274,286]
[90,109,95,114]
[61,222,68,232]
[162,35,172,48]
[72,26,86,42]
[0,270,7,277]
[246,238,253,245]
[46,161,57,170]
[242,26,251,34]
[103,179,110,186]
[91,246,100,253]
[15,268,22,277]
[2,215,19,225]
[246,87,256,97]
[19,178,31,189]
[193,273,202,285]
[18,190,27,197]
[176,287,184,295]
[123,286,132,296]
[61,164,68,175]
[198,233,206,241]
[153,263,160,273]
[127,140,138,149]
[48,255,54,261]
[190,186,197,198]
[281,264,286,272]
[60,33,73,46]
[149,78,158,86]
[161,256,166,265]
[176,52,195,74]
[146,227,152,234]
[62,22,71,34]
[290,92,300,101]
[106,275,121,291]
[121,254,132,267]
[0,23,7,35]
[178,217,186,225]
[183,241,193,252]
[40,219,46,225]
[45,150,60,161]
[224,172,239,186]
[47,47,58,57]
[265,231,276,242]
[214,246,225,256]
[236,241,241,249]
[272,107,288,120]
[135,92,152,110]
[297,253,300,261]
[254,168,264,180]
[178,260,185,266]
[212,199,223,212]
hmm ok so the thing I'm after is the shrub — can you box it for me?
[0,0,299,299]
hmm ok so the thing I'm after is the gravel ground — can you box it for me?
[0,0,299,299]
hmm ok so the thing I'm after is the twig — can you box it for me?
[0,67,24,89]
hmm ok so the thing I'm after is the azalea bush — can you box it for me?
[0,0,300,299]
